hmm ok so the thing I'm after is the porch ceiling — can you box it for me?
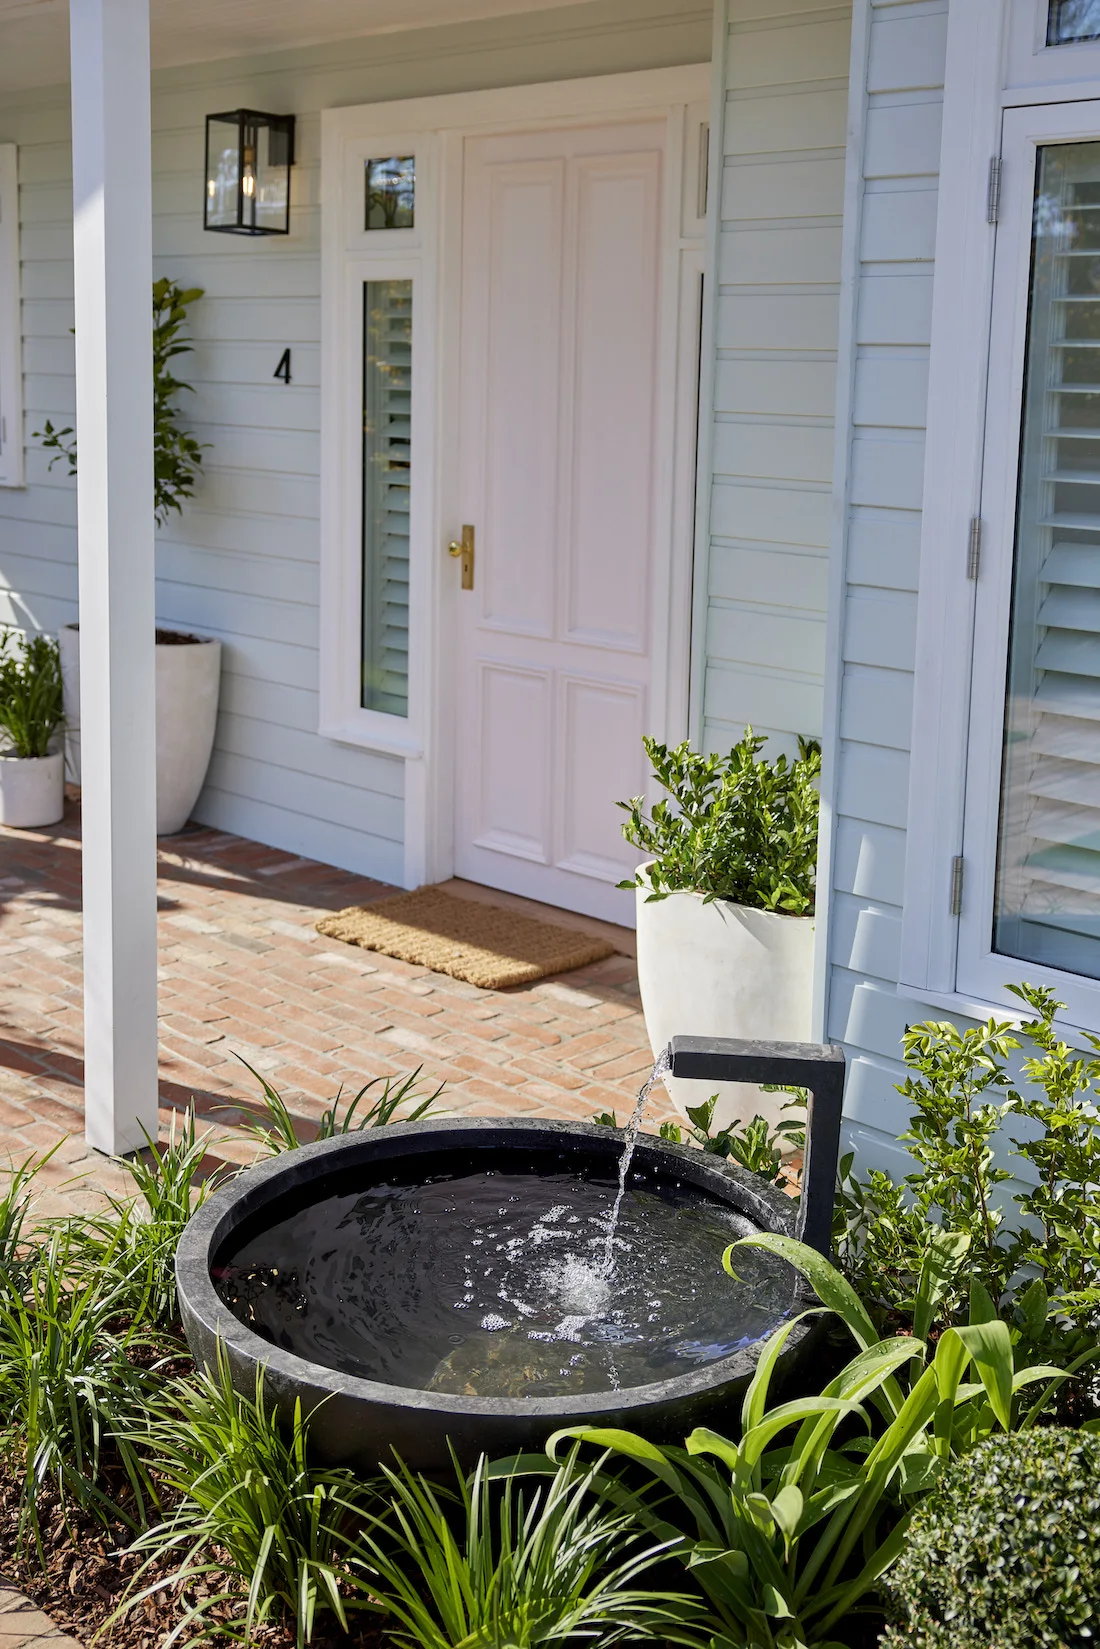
[0,0,598,93]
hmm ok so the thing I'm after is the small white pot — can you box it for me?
[60,623,222,835]
[0,751,65,829]
[635,870,816,1132]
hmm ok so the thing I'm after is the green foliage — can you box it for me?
[122,1348,377,1647]
[548,1234,1065,1649]
[37,278,206,526]
[353,1447,695,1649]
[617,729,821,915]
[86,1106,230,1329]
[881,1426,1100,1649]
[0,1149,53,1288]
[680,1093,806,1186]
[239,1061,445,1157]
[591,1094,804,1189]
[0,1219,162,1550]
[837,986,1100,1383]
[1004,981,1100,1320]
[0,628,64,759]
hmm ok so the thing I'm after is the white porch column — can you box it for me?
[70,0,159,1155]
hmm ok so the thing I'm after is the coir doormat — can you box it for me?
[316,885,616,990]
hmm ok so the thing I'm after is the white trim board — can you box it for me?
[816,0,872,1047]
[320,64,711,893]
[0,145,24,490]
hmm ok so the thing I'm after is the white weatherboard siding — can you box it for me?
[822,0,948,1171]
[0,0,710,883]
[700,0,851,760]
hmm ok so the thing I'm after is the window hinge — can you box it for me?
[987,156,1002,225]
[950,855,965,917]
[967,516,983,579]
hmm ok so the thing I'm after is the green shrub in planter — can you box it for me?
[882,1426,1100,1649]
[617,728,820,914]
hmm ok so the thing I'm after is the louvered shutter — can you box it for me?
[996,143,1100,975]
[361,278,412,718]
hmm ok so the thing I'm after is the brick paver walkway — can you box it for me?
[0,1586,80,1649]
[0,808,682,1645]
[0,804,675,1216]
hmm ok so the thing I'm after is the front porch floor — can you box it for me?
[0,807,675,1218]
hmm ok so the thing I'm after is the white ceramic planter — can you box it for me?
[0,751,64,829]
[60,623,222,835]
[635,871,816,1132]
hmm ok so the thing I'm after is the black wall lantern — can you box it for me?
[205,110,295,236]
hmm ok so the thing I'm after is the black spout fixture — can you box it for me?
[667,1036,845,1257]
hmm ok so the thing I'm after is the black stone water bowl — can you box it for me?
[176,1117,819,1473]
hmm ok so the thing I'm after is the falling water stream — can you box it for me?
[600,1046,672,1279]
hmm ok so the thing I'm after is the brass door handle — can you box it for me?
[448,524,475,590]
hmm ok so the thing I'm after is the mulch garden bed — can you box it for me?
[0,1469,387,1649]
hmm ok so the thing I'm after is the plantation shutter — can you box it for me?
[361,278,412,718]
[995,140,1100,976]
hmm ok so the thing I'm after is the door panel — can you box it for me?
[557,675,647,881]
[482,163,564,637]
[475,663,551,862]
[567,154,660,651]
[454,119,667,922]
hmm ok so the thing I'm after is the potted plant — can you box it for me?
[618,729,820,1132]
[41,279,221,836]
[0,628,65,828]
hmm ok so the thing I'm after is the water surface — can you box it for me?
[213,1154,795,1398]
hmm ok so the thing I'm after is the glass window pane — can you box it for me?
[361,279,412,718]
[365,157,415,231]
[995,141,1100,978]
[1049,0,1100,44]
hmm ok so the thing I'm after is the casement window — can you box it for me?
[904,1,1100,1028]
[0,145,23,489]
[319,136,433,756]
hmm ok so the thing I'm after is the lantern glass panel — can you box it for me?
[1049,0,1100,42]
[248,119,292,233]
[365,157,415,231]
[206,114,242,229]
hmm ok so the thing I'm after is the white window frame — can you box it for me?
[319,128,437,760]
[902,0,1100,1027]
[319,67,711,889]
[0,144,24,489]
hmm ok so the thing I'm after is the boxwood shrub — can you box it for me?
[882,1426,1100,1648]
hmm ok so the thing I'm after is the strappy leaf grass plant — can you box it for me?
[120,1349,379,1648]
[351,1447,699,1649]
[0,1218,164,1552]
[78,1105,230,1330]
[238,1060,445,1157]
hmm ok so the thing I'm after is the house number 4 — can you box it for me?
[274,348,292,385]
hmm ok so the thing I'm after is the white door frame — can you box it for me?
[320,64,710,893]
